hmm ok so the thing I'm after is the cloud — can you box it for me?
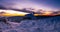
[0,0,59,12]
[0,5,6,9]
[0,0,53,10]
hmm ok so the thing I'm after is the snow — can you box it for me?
[0,16,60,32]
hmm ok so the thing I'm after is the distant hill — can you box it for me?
[7,15,60,23]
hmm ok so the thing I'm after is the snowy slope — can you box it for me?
[0,16,60,32]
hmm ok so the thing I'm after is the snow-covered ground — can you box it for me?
[0,16,60,32]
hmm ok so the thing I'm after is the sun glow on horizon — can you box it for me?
[0,9,60,17]
[0,9,30,16]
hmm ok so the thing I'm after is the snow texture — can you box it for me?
[0,16,60,32]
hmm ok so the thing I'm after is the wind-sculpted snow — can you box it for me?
[0,16,60,32]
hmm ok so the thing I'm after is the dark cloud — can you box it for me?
[0,5,6,9]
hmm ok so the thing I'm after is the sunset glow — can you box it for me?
[0,9,59,17]
[0,0,60,16]
[0,9,30,16]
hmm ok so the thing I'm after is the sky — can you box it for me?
[0,0,60,11]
